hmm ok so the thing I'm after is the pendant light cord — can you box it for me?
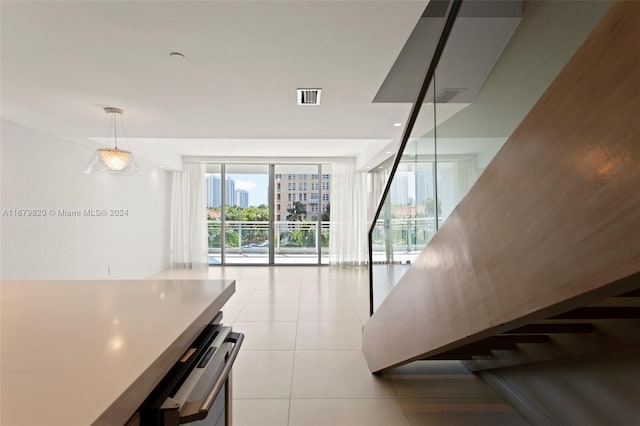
[113,113,118,149]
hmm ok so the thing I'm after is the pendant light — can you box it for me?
[85,107,140,174]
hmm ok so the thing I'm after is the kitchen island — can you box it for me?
[0,279,235,426]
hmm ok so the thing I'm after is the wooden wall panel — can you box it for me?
[363,0,640,372]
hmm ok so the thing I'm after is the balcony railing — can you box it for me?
[370,217,441,263]
[207,220,329,255]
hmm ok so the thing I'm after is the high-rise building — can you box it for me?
[225,179,236,206]
[415,167,435,206]
[236,189,249,208]
[205,175,239,207]
[205,175,221,208]
[274,172,330,221]
[390,173,409,206]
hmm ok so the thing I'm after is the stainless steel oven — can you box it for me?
[137,322,244,426]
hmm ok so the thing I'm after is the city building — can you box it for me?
[274,173,330,221]
[1,1,638,425]
[205,176,239,208]
[205,175,221,208]
[235,189,249,208]
[225,179,236,207]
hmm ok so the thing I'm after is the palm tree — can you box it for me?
[287,201,307,221]
[321,203,330,221]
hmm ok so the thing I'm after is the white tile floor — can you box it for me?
[153,266,528,426]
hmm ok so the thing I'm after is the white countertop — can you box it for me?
[0,279,235,426]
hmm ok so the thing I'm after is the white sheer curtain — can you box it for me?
[455,158,479,202]
[329,161,369,266]
[368,168,389,223]
[170,162,208,269]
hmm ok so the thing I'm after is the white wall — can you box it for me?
[0,119,171,279]
[433,0,611,140]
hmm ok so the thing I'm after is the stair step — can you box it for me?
[422,335,550,360]
[551,307,640,319]
[503,323,594,334]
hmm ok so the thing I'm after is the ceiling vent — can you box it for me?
[435,88,466,103]
[297,88,322,106]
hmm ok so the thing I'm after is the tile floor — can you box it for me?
[154,266,528,426]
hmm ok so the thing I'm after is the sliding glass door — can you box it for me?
[274,164,321,265]
[206,164,223,265]
[223,164,270,264]
[206,162,329,265]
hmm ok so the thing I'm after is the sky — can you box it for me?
[227,173,268,206]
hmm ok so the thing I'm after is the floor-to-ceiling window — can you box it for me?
[275,164,320,265]
[206,162,330,265]
[206,164,223,265]
[224,164,270,264]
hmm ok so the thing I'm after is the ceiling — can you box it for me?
[375,0,521,103]
[1,0,435,170]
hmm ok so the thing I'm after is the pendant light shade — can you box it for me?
[85,107,140,174]
[98,148,131,171]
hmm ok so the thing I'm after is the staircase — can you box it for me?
[363,0,640,375]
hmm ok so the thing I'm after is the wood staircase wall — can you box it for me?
[363,0,640,373]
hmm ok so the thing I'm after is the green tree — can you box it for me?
[226,205,269,245]
[221,205,269,221]
[207,207,221,220]
[207,205,270,246]
[238,205,269,221]
[420,197,442,217]
[321,203,330,221]
[287,201,307,221]
[224,206,241,221]
[207,224,238,248]
[292,228,316,247]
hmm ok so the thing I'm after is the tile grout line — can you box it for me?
[286,279,302,426]
[187,267,526,425]
[228,276,260,323]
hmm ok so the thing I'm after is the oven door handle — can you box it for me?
[179,332,244,423]
[199,332,244,415]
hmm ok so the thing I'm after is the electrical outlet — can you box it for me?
[108,265,112,275]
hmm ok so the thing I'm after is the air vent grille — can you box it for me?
[297,88,322,105]
[436,88,466,103]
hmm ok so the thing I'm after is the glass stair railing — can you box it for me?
[368,0,464,314]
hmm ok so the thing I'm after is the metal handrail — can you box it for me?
[207,220,330,252]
